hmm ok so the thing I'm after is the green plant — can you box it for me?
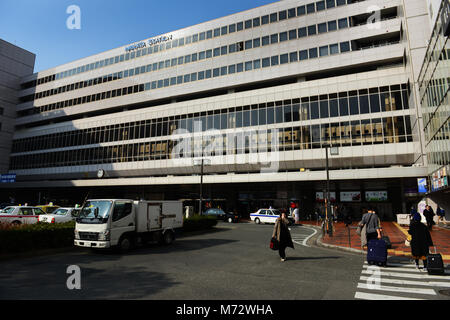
[182,215,218,232]
[0,221,75,254]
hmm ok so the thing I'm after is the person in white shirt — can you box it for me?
[293,205,300,224]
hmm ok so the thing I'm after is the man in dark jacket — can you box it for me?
[408,212,433,269]
[423,205,435,231]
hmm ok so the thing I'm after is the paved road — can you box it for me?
[0,221,448,300]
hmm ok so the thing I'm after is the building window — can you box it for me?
[316,1,325,11]
[307,3,316,14]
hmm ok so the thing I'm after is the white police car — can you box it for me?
[250,209,283,224]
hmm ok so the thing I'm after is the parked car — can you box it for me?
[224,211,241,223]
[36,205,60,214]
[38,207,80,224]
[204,208,227,219]
[250,208,294,225]
[0,206,45,225]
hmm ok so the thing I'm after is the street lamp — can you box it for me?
[194,158,211,215]
[324,145,338,235]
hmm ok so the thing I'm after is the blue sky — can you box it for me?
[0,0,277,72]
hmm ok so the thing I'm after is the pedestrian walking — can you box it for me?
[423,205,435,231]
[272,212,294,261]
[357,209,382,247]
[408,212,433,269]
[293,205,300,224]
[436,206,445,222]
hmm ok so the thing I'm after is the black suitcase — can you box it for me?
[427,247,444,275]
[367,239,387,267]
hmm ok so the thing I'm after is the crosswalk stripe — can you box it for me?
[355,291,425,300]
[361,269,450,280]
[364,262,417,268]
[357,283,436,295]
[363,265,424,273]
[359,276,450,288]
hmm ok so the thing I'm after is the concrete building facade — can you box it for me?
[0,39,35,175]
[2,0,441,219]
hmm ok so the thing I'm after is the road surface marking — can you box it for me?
[359,276,450,288]
[357,283,436,295]
[355,292,425,300]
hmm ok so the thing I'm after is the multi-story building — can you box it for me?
[0,39,35,177]
[418,0,450,216]
[1,0,436,219]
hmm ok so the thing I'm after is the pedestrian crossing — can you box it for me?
[290,226,317,247]
[355,261,450,300]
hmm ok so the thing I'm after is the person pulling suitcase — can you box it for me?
[359,209,386,266]
[408,212,433,270]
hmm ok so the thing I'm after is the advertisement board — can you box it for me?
[340,191,361,202]
[315,192,336,202]
[417,178,428,193]
[365,191,388,202]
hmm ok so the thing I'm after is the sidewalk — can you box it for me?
[301,220,450,264]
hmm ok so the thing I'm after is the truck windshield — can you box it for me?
[77,201,112,224]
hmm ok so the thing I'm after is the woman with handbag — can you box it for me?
[272,212,294,261]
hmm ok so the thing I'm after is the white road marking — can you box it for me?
[356,262,449,300]
[359,276,450,288]
[361,270,450,280]
[355,292,425,300]
[357,283,436,295]
[290,226,317,247]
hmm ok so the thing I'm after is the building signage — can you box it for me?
[340,191,361,202]
[125,35,173,52]
[417,178,428,193]
[315,192,336,202]
[1,173,16,183]
[430,165,449,192]
[365,191,388,202]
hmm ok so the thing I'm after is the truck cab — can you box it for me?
[74,199,183,251]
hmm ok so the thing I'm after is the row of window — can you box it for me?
[29,17,352,102]
[10,115,412,170]
[12,85,409,153]
[23,0,360,89]
[21,39,398,118]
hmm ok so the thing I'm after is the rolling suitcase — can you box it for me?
[367,239,387,267]
[427,247,444,275]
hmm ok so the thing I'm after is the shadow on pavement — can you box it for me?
[286,256,341,261]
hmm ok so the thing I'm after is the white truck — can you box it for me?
[74,199,183,251]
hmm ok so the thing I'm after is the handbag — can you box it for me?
[405,234,411,247]
[356,224,362,236]
[270,237,279,250]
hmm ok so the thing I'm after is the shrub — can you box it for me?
[182,215,218,232]
[0,221,75,255]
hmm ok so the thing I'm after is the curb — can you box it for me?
[307,225,367,256]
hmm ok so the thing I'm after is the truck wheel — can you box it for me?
[163,231,175,245]
[255,218,260,224]
[118,236,132,252]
